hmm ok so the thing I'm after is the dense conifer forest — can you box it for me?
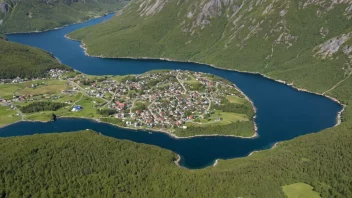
[20,102,67,113]
[0,40,71,79]
[0,127,351,197]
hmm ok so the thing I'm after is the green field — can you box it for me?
[0,80,69,97]
[282,183,321,198]
[226,96,246,104]
[0,106,21,127]
[24,111,57,122]
[186,111,249,127]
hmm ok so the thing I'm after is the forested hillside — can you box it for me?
[0,0,129,33]
[1,125,351,197]
[0,39,71,79]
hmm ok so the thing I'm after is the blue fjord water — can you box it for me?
[2,13,342,169]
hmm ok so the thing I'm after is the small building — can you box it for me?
[72,105,83,112]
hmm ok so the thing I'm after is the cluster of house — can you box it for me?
[0,70,72,111]
[0,98,14,108]
[47,69,68,79]
[70,70,243,130]
[0,92,62,106]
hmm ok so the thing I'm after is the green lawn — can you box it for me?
[0,106,21,127]
[0,80,69,98]
[226,95,246,104]
[22,94,106,121]
[187,110,249,127]
[282,183,321,198]
[61,95,105,119]
[25,111,56,122]
[18,80,68,96]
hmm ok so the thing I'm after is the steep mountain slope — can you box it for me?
[69,0,352,94]
[0,0,130,33]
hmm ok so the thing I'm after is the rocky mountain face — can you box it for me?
[129,0,351,50]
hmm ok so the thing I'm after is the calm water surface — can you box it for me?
[2,13,342,169]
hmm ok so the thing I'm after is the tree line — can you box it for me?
[0,40,72,79]
[20,102,67,113]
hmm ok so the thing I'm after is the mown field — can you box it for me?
[282,183,321,198]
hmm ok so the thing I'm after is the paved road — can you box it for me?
[176,72,187,93]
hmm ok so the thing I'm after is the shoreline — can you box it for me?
[1,13,345,170]
[0,115,271,169]
[83,117,258,140]
[4,12,116,35]
[174,154,188,169]
[0,115,257,140]
[211,142,279,168]
[248,142,279,157]
[0,116,253,169]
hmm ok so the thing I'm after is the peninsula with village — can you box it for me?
[0,69,256,138]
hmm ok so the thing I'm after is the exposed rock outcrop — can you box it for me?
[137,0,169,16]
[314,32,352,59]
[194,0,233,26]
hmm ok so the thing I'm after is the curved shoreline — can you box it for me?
[0,116,254,169]
[2,15,343,170]
[5,12,115,35]
[0,115,257,139]
[73,117,258,139]
[63,35,345,169]
[0,116,270,169]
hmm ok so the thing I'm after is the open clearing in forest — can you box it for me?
[282,182,320,198]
